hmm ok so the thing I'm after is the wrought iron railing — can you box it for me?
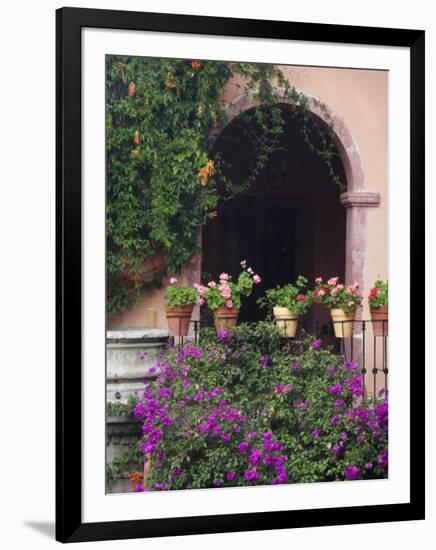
[167,317,388,399]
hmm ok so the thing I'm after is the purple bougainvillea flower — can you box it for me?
[241,344,248,352]
[134,483,144,492]
[311,339,322,351]
[378,449,388,467]
[345,464,360,481]
[364,463,373,470]
[331,414,340,425]
[133,402,146,419]
[345,375,364,397]
[248,447,262,465]
[226,471,236,481]
[327,366,335,375]
[328,384,343,395]
[311,428,322,439]
[345,361,359,371]
[182,379,190,389]
[218,330,230,341]
[332,444,342,457]
[159,387,171,399]
[248,431,257,440]
[220,433,231,443]
[244,469,260,482]
[292,361,300,372]
[213,479,223,487]
[334,399,345,408]
[260,356,270,368]
[238,441,249,454]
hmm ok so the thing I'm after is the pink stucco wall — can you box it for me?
[107,65,388,330]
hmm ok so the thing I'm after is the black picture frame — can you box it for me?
[56,6,425,543]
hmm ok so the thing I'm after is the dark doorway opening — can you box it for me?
[202,105,347,328]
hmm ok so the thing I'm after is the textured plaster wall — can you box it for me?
[108,65,388,329]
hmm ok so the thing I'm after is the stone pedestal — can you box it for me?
[106,328,169,493]
[106,328,168,402]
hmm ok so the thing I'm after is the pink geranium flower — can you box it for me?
[169,277,178,284]
[327,277,339,286]
[219,273,229,281]
[253,274,261,284]
[226,300,233,309]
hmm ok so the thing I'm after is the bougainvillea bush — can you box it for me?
[132,323,388,491]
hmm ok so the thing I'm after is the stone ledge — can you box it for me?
[340,191,381,208]
[107,328,169,342]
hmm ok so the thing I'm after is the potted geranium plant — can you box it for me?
[313,276,362,338]
[258,276,312,337]
[200,260,261,334]
[164,277,198,336]
[368,279,388,336]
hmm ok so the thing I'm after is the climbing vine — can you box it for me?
[106,56,344,315]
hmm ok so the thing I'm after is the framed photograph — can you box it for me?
[56,7,425,543]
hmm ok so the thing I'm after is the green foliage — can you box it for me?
[106,438,144,485]
[258,275,312,316]
[164,283,198,307]
[106,394,138,417]
[106,57,345,314]
[368,279,388,308]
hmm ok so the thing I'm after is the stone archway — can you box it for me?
[210,90,381,303]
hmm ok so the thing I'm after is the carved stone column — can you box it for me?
[340,191,380,364]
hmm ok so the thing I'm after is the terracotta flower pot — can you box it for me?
[213,307,239,335]
[165,305,193,336]
[330,308,355,338]
[273,307,298,338]
[370,305,388,337]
